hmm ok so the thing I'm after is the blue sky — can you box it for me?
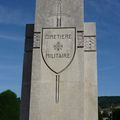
[0,0,120,97]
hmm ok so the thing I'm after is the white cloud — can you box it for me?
[0,34,24,41]
[0,64,20,70]
[0,5,34,25]
[99,65,120,72]
[88,0,120,17]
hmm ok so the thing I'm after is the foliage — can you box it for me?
[0,91,120,120]
[112,109,120,120]
[98,107,103,120]
[98,96,120,109]
[0,90,20,120]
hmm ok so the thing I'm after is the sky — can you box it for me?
[0,0,120,97]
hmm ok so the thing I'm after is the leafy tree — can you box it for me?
[99,96,120,109]
[98,107,103,120]
[0,90,20,120]
[112,109,120,120]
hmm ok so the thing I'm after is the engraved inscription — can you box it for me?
[54,42,63,51]
[41,28,76,74]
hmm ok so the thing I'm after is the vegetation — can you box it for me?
[99,96,120,120]
[0,90,20,120]
[0,90,120,120]
[99,96,120,109]
[112,109,120,120]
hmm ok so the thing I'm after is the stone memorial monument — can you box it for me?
[20,0,98,120]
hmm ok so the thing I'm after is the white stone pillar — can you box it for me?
[84,22,98,120]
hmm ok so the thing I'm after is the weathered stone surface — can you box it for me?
[20,1,98,120]
[29,1,85,120]
[35,0,83,31]
[84,23,98,120]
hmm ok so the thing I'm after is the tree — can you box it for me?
[0,90,20,120]
[112,109,120,120]
[98,106,103,120]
